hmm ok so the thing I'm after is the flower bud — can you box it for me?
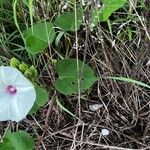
[24,69,33,78]
[19,62,28,72]
[10,57,20,68]
[51,59,57,65]
[29,65,38,78]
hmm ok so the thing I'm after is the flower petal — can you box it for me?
[0,66,19,86]
[0,92,11,109]
[0,99,11,121]
[9,87,36,122]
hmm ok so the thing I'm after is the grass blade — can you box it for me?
[106,76,150,89]
[56,98,75,118]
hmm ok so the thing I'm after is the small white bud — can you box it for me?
[101,129,110,136]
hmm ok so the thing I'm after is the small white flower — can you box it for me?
[101,129,110,136]
[97,4,101,8]
[62,4,67,10]
[90,23,95,28]
[81,0,86,6]
[0,66,36,122]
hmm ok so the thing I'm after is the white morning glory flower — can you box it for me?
[0,66,36,122]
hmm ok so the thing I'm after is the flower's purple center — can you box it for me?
[6,85,17,95]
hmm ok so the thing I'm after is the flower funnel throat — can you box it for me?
[7,85,17,95]
[0,66,36,122]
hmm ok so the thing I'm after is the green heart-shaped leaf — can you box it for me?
[55,58,98,95]
[0,131,35,150]
[30,85,49,114]
[54,10,83,32]
[90,0,127,27]
[23,22,55,54]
